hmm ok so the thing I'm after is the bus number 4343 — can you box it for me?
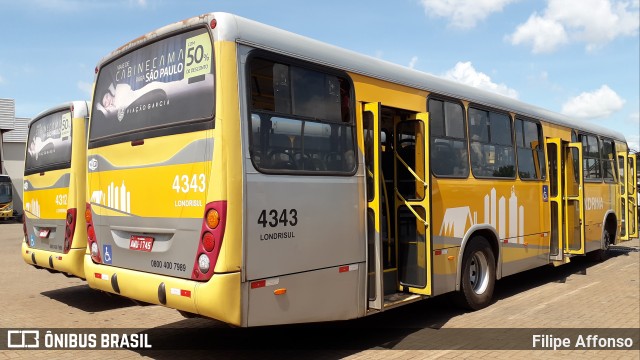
[258,209,298,228]
[172,174,205,193]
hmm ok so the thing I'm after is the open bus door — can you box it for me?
[547,139,585,261]
[394,113,432,296]
[627,153,638,239]
[564,142,585,255]
[618,151,629,241]
[362,103,431,312]
[363,102,384,311]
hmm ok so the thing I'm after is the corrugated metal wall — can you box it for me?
[3,118,29,143]
[0,98,15,131]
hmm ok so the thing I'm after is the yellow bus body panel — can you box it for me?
[84,255,241,325]
[22,112,87,278]
[85,40,242,320]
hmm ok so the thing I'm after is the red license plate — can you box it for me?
[38,229,50,238]
[129,235,154,252]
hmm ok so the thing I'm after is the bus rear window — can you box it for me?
[90,27,214,144]
[25,110,72,175]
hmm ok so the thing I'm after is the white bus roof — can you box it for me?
[28,101,90,128]
[97,12,628,144]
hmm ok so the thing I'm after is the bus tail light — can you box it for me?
[191,201,227,281]
[206,209,220,229]
[202,232,215,252]
[86,203,101,263]
[63,208,77,254]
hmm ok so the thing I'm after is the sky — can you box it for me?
[0,0,638,151]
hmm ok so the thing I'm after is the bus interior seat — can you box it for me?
[294,136,327,171]
[268,134,297,169]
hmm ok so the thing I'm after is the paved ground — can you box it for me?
[0,221,638,359]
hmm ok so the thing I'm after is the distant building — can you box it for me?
[0,99,16,167]
[0,98,28,216]
[3,117,29,215]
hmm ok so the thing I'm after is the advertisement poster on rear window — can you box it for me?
[25,111,72,173]
[91,27,214,140]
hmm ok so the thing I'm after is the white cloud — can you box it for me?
[508,13,569,53]
[561,85,625,119]
[77,81,93,95]
[419,0,519,29]
[409,56,418,69]
[442,61,519,98]
[508,0,640,53]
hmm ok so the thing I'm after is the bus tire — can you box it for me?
[588,228,611,262]
[454,237,496,310]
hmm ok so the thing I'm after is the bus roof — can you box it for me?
[96,12,627,144]
[29,101,90,129]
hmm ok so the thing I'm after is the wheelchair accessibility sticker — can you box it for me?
[542,185,549,202]
[29,235,35,247]
[103,245,113,264]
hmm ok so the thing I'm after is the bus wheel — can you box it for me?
[454,237,495,310]
[588,228,611,262]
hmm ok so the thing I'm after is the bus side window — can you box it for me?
[515,117,545,180]
[601,139,616,183]
[248,55,355,174]
[469,107,515,179]
[428,98,468,178]
[581,134,602,181]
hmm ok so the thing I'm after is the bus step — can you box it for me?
[552,256,571,267]
[383,292,424,309]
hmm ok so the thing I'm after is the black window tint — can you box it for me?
[523,121,539,149]
[515,118,545,180]
[581,134,602,181]
[291,67,342,122]
[430,99,444,137]
[490,112,512,146]
[90,27,215,143]
[469,108,489,143]
[444,102,465,139]
[601,139,616,182]
[249,56,355,174]
[25,110,73,175]
[428,98,468,177]
[469,107,515,178]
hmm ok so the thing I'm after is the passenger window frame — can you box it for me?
[468,105,516,180]
[514,116,546,181]
[427,95,470,179]
[245,50,357,176]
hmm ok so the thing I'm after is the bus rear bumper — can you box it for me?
[84,255,241,326]
[21,241,86,279]
[0,210,13,219]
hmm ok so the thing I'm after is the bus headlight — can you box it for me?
[198,254,210,274]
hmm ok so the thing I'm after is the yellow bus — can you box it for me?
[22,101,89,279]
[0,175,15,220]
[84,13,638,326]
